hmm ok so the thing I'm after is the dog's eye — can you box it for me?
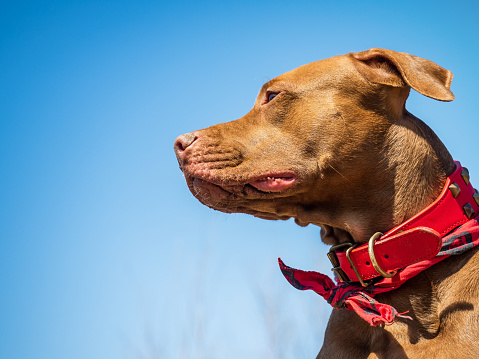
[266,92,279,103]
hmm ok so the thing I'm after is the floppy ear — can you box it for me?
[351,48,454,102]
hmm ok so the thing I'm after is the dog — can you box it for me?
[173,48,479,358]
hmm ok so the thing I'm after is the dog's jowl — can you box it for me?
[174,48,479,359]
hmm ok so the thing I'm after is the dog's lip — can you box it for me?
[248,172,297,192]
[182,170,298,196]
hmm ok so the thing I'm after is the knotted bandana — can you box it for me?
[279,217,479,326]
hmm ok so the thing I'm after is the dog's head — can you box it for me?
[174,49,455,243]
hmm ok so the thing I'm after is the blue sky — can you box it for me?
[1,1,478,358]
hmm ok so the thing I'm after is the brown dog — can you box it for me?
[174,48,479,358]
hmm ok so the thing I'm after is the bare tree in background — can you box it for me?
[254,271,328,359]
[125,239,330,358]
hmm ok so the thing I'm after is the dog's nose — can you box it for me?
[174,132,198,152]
[174,132,198,165]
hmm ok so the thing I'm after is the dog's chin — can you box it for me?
[183,174,294,220]
[187,177,235,210]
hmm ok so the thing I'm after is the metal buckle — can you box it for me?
[327,243,373,287]
[327,232,400,287]
[327,243,353,284]
[345,244,372,287]
[368,232,397,278]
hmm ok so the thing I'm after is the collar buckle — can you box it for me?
[368,232,397,279]
[327,243,373,287]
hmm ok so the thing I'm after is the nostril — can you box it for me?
[176,141,186,152]
[174,132,198,156]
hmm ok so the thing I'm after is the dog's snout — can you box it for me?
[174,132,198,165]
[175,132,197,152]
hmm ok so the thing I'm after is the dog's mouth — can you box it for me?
[187,171,297,195]
[248,172,297,192]
[182,170,298,215]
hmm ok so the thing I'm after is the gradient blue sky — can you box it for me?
[1,1,478,358]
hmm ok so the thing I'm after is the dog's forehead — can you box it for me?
[286,55,352,80]
[267,54,356,90]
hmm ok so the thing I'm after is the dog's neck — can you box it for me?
[386,110,455,225]
[321,110,455,245]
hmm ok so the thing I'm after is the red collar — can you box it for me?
[328,161,479,287]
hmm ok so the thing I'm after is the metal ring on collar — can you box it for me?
[368,232,397,278]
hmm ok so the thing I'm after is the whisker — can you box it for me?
[329,164,353,184]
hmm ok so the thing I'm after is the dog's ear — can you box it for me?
[351,48,454,102]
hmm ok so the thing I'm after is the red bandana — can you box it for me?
[279,162,479,326]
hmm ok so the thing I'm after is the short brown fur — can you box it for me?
[174,48,479,358]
